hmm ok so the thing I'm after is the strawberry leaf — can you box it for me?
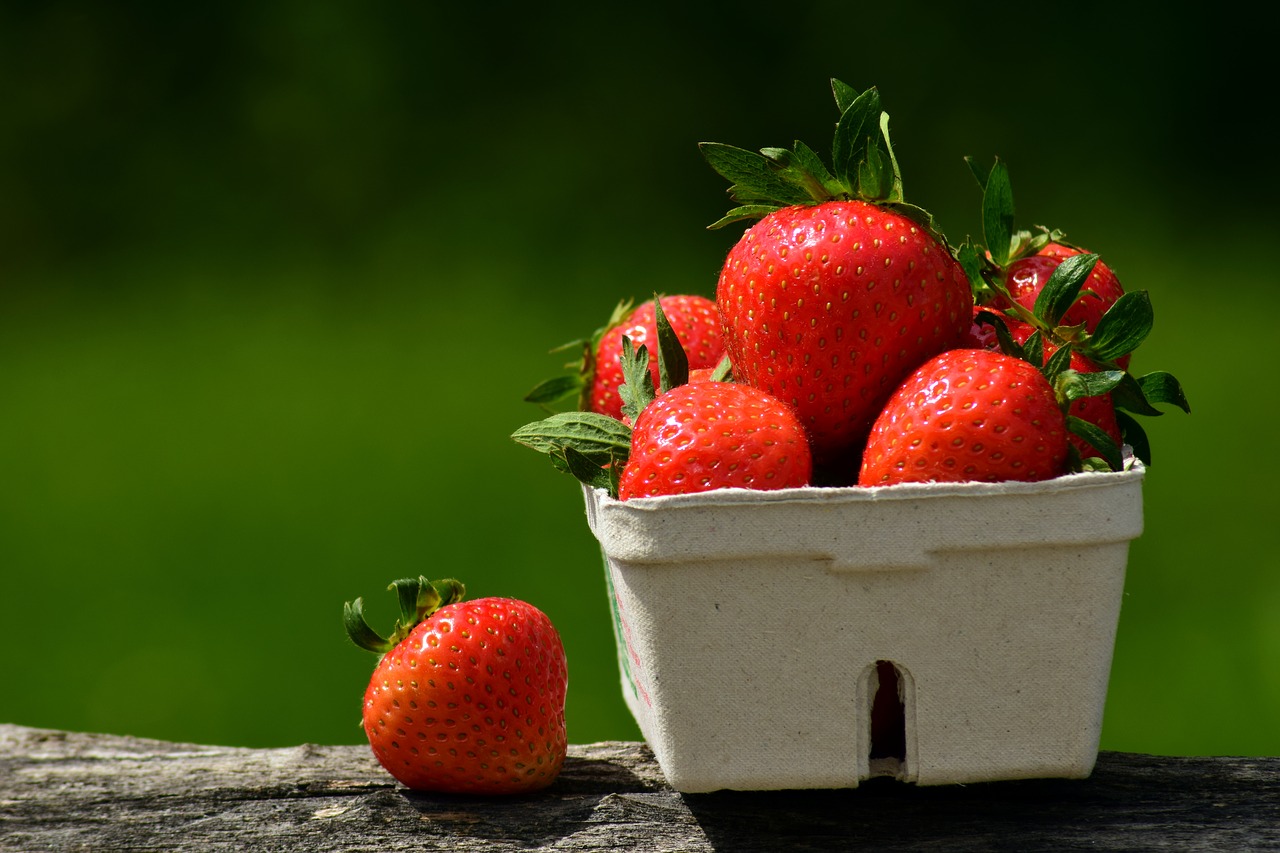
[1085,290,1154,363]
[511,411,632,464]
[709,353,734,382]
[1066,415,1124,471]
[1033,253,1097,326]
[618,337,656,424]
[981,159,1015,268]
[832,85,881,189]
[1040,344,1073,384]
[1137,370,1191,414]
[956,242,999,302]
[1077,455,1114,473]
[831,77,860,113]
[965,155,990,190]
[558,445,616,493]
[344,577,466,657]
[1108,372,1165,417]
[703,80,912,225]
[1021,329,1045,368]
[653,294,689,393]
[707,203,786,231]
[1007,228,1039,260]
[879,113,904,203]
[882,201,943,239]
[343,597,392,654]
[525,301,634,414]
[523,374,584,408]
[976,309,1029,361]
[1060,369,1126,401]
[699,143,811,208]
[393,576,432,629]
[762,144,844,201]
[1116,410,1152,464]
[857,135,893,201]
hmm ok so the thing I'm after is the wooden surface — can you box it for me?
[2,723,1278,852]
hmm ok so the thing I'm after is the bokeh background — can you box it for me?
[3,2,1277,756]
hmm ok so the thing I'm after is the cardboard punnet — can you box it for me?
[583,465,1145,792]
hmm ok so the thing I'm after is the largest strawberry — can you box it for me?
[717,200,970,464]
[702,81,971,470]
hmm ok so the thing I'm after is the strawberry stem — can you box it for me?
[344,576,466,656]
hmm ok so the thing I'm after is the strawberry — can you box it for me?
[344,577,568,795]
[514,300,811,498]
[589,295,725,420]
[716,200,970,459]
[524,294,725,421]
[701,81,971,470]
[1003,248,1128,364]
[858,348,1070,486]
[954,158,1192,466]
[976,246,1124,330]
[618,380,812,499]
[968,315,1123,462]
[959,162,1129,361]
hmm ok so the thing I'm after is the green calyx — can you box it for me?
[977,305,1191,471]
[961,156,1191,470]
[699,79,937,233]
[963,157,1068,271]
[522,299,637,414]
[512,296,700,499]
[343,576,466,656]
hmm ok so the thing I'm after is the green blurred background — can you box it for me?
[2,2,1276,756]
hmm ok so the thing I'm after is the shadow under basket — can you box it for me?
[582,465,1145,793]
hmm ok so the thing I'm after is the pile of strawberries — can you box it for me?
[344,81,1193,800]
[515,80,1189,497]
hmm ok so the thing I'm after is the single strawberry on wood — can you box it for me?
[702,81,971,470]
[344,577,568,795]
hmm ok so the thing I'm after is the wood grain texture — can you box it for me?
[2,724,1278,852]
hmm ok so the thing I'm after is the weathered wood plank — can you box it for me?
[2,723,1278,852]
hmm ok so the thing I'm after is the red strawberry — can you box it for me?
[618,381,812,499]
[523,294,724,420]
[705,83,973,469]
[344,577,568,795]
[717,201,970,464]
[858,348,1069,486]
[962,161,1129,368]
[967,311,1121,458]
[1005,246,1126,337]
[590,295,725,420]
[969,315,1123,462]
[962,304,1002,350]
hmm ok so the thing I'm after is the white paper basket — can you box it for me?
[583,465,1144,792]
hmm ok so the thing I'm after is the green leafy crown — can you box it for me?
[699,79,937,234]
[344,576,466,656]
[511,296,719,498]
[959,158,1191,468]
